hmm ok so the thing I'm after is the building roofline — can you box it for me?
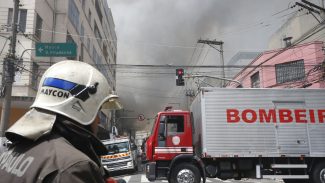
[231,41,324,81]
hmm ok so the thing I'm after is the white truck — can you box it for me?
[145,88,325,183]
[101,137,138,172]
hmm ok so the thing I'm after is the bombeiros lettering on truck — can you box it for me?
[145,88,325,183]
[227,108,325,123]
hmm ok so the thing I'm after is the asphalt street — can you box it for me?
[112,172,284,183]
[111,166,284,183]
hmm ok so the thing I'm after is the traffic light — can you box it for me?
[176,68,184,86]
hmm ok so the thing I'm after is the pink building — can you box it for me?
[227,41,325,89]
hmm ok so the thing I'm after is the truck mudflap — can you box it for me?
[168,154,206,183]
[146,162,156,181]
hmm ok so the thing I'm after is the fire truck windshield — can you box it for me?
[105,142,129,155]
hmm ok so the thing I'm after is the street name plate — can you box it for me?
[36,43,77,57]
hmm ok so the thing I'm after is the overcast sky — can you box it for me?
[106,0,320,131]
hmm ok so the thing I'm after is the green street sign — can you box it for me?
[36,43,77,57]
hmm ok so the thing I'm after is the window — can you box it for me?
[158,116,167,147]
[35,13,43,40]
[82,0,86,10]
[103,43,108,60]
[31,62,39,89]
[7,8,13,32]
[95,0,102,23]
[251,72,260,88]
[93,46,108,77]
[105,142,129,155]
[79,43,84,61]
[93,47,101,66]
[93,45,97,62]
[19,9,27,32]
[167,115,184,134]
[80,24,84,42]
[88,9,92,24]
[66,32,77,60]
[94,22,102,43]
[7,8,27,32]
[87,38,91,53]
[68,0,79,32]
[275,60,305,84]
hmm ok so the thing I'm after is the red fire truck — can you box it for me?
[145,88,325,183]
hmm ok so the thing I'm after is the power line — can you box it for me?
[0,36,9,56]
[232,21,325,84]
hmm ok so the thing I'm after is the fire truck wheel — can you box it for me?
[312,162,325,183]
[170,163,201,183]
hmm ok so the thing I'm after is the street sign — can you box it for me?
[36,43,77,57]
[138,114,145,121]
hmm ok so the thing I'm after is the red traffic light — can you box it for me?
[176,68,185,86]
[176,68,184,76]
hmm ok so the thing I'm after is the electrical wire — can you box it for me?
[2,1,325,93]
[0,36,9,56]
[231,22,325,84]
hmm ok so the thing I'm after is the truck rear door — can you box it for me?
[274,101,310,155]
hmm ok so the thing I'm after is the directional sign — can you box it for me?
[36,43,77,57]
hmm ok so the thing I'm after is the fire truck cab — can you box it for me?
[145,110,204,182]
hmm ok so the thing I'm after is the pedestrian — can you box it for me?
[0,61,122,183]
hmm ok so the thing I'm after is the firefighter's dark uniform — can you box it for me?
[0,116,108,183]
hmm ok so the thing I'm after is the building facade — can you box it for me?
[0,0,117,132]
[226,5,325,89]
[226,41,325,89]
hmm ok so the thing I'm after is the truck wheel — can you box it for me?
[170,163,201,183]
[312,162,325,183]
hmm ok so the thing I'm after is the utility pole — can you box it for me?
[197,39,225,87]
[296,0,325,22]
[0,0,20,137]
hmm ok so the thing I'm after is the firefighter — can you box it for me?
[0,61,122,183]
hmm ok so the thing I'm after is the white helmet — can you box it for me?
[30,60,117,126]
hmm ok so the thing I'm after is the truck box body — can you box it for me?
[191,88,325,158]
